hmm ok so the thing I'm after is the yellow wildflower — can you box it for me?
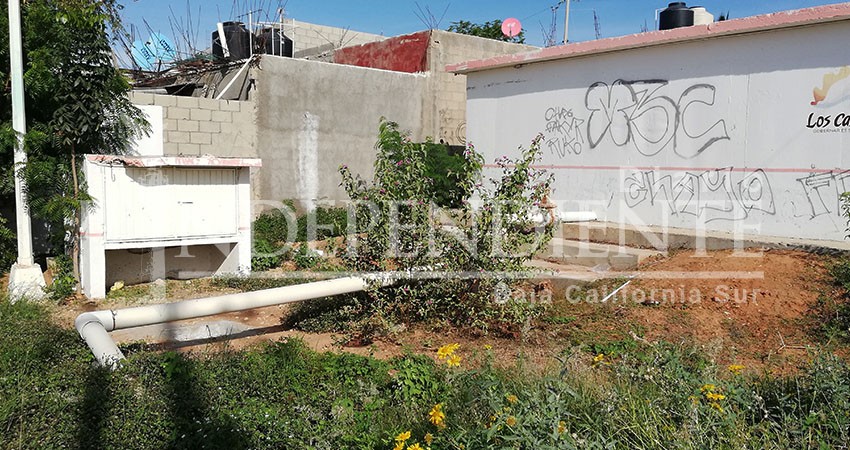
[395,431,411,442]
[710,402,724,412]
[446,354,462,367]
[484,344,492,350]
[408,444,422,450]
[436,343,460,359]
[728,364,745,375]
[505,415,517,427]
[506,394,518,404]
[558,420,566,434]
[593,353,605,364]
[705,392,726,402]
[393,442,404,450]
[424,433,433,445]
[700,384,716,393]
[429,403,446,428]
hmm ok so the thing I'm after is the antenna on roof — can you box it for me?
[413,2,450,30]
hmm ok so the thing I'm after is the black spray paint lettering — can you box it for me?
[796,170,850,218]
[544,107,585,157]
[585,80,730,159]
[624,168,775,223]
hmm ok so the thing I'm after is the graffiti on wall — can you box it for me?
[623,168,775,223]
[796,170,850,218]
[586,79,730,158]
[543,79,730,159]
[544,107,585,157]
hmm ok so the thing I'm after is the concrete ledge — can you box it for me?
[560,221,850,254]
[542,237,663,270]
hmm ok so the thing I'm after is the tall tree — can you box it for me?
[447,20,526,44]
[0,0,148,284]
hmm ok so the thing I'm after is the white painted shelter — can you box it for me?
[450,4,850,243]
[80,155,261,299]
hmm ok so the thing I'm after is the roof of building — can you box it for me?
[447,2,850,74]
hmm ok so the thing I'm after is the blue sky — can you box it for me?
[119,0,843,57]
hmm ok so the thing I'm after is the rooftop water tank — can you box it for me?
[691,6,714,25]
[212,22,251,60]
[659,2,694,30]
[258,28,293,57]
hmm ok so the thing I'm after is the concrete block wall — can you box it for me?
[283,19,384,57]
[253,56,427,206]
[426,31,537,145]
[129,92,256,158]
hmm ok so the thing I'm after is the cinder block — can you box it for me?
[240,101,255,113]
[199,121,220,133]
[178,142,200,155]
[190,109,212,121]
[129,91,155,105]
[211,110,232,122]
[164,119,178,131]
[153,95,177,107]
[177,120,199,132]
[198,98,221,111]
[167,107,191,120]
[220,101,241,112]
[163,141,180,155]
[231,111,254,125]
[168,131,190,144]
[190,132,212,145]
[177,97,199,109]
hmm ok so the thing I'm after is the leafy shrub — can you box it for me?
[293,243,321,270]
[44,254,75,302]
[0,215,15,273]
[422,142,471,208]
[334,119,555,338]
[252,200,297,246]
[251,201,351,272]
[251,238,287,272]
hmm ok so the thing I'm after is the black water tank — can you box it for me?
[212,22,251,60]
[258,28,293,57]
[659,2,694,30]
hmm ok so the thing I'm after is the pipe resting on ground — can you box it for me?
[75,276,373,369]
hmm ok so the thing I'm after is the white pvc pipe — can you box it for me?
[559,211,597,223]
[76,276,371,368]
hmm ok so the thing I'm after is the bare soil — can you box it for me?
[41,248,848,374]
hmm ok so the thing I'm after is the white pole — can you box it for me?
[7,0,45,301]
[563,0,571,44]
[248,11,253,58]
[8,0,31,266]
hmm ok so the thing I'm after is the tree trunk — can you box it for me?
[70,144,81,295]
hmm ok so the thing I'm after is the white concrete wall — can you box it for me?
[466,21,850,242]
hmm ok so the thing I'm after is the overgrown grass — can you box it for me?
[812,257,850,342]
[2,296,849,449]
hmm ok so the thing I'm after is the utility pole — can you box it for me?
[7,0,46,301]
[563,0,571,44]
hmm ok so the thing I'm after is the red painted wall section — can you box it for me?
[334,31,431,73]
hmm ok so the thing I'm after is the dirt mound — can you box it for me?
[622,249,828,370]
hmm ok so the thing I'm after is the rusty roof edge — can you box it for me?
[447,3,850,74]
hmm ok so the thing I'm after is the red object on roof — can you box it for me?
[334,31,431,73]
[448,3,850,74]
